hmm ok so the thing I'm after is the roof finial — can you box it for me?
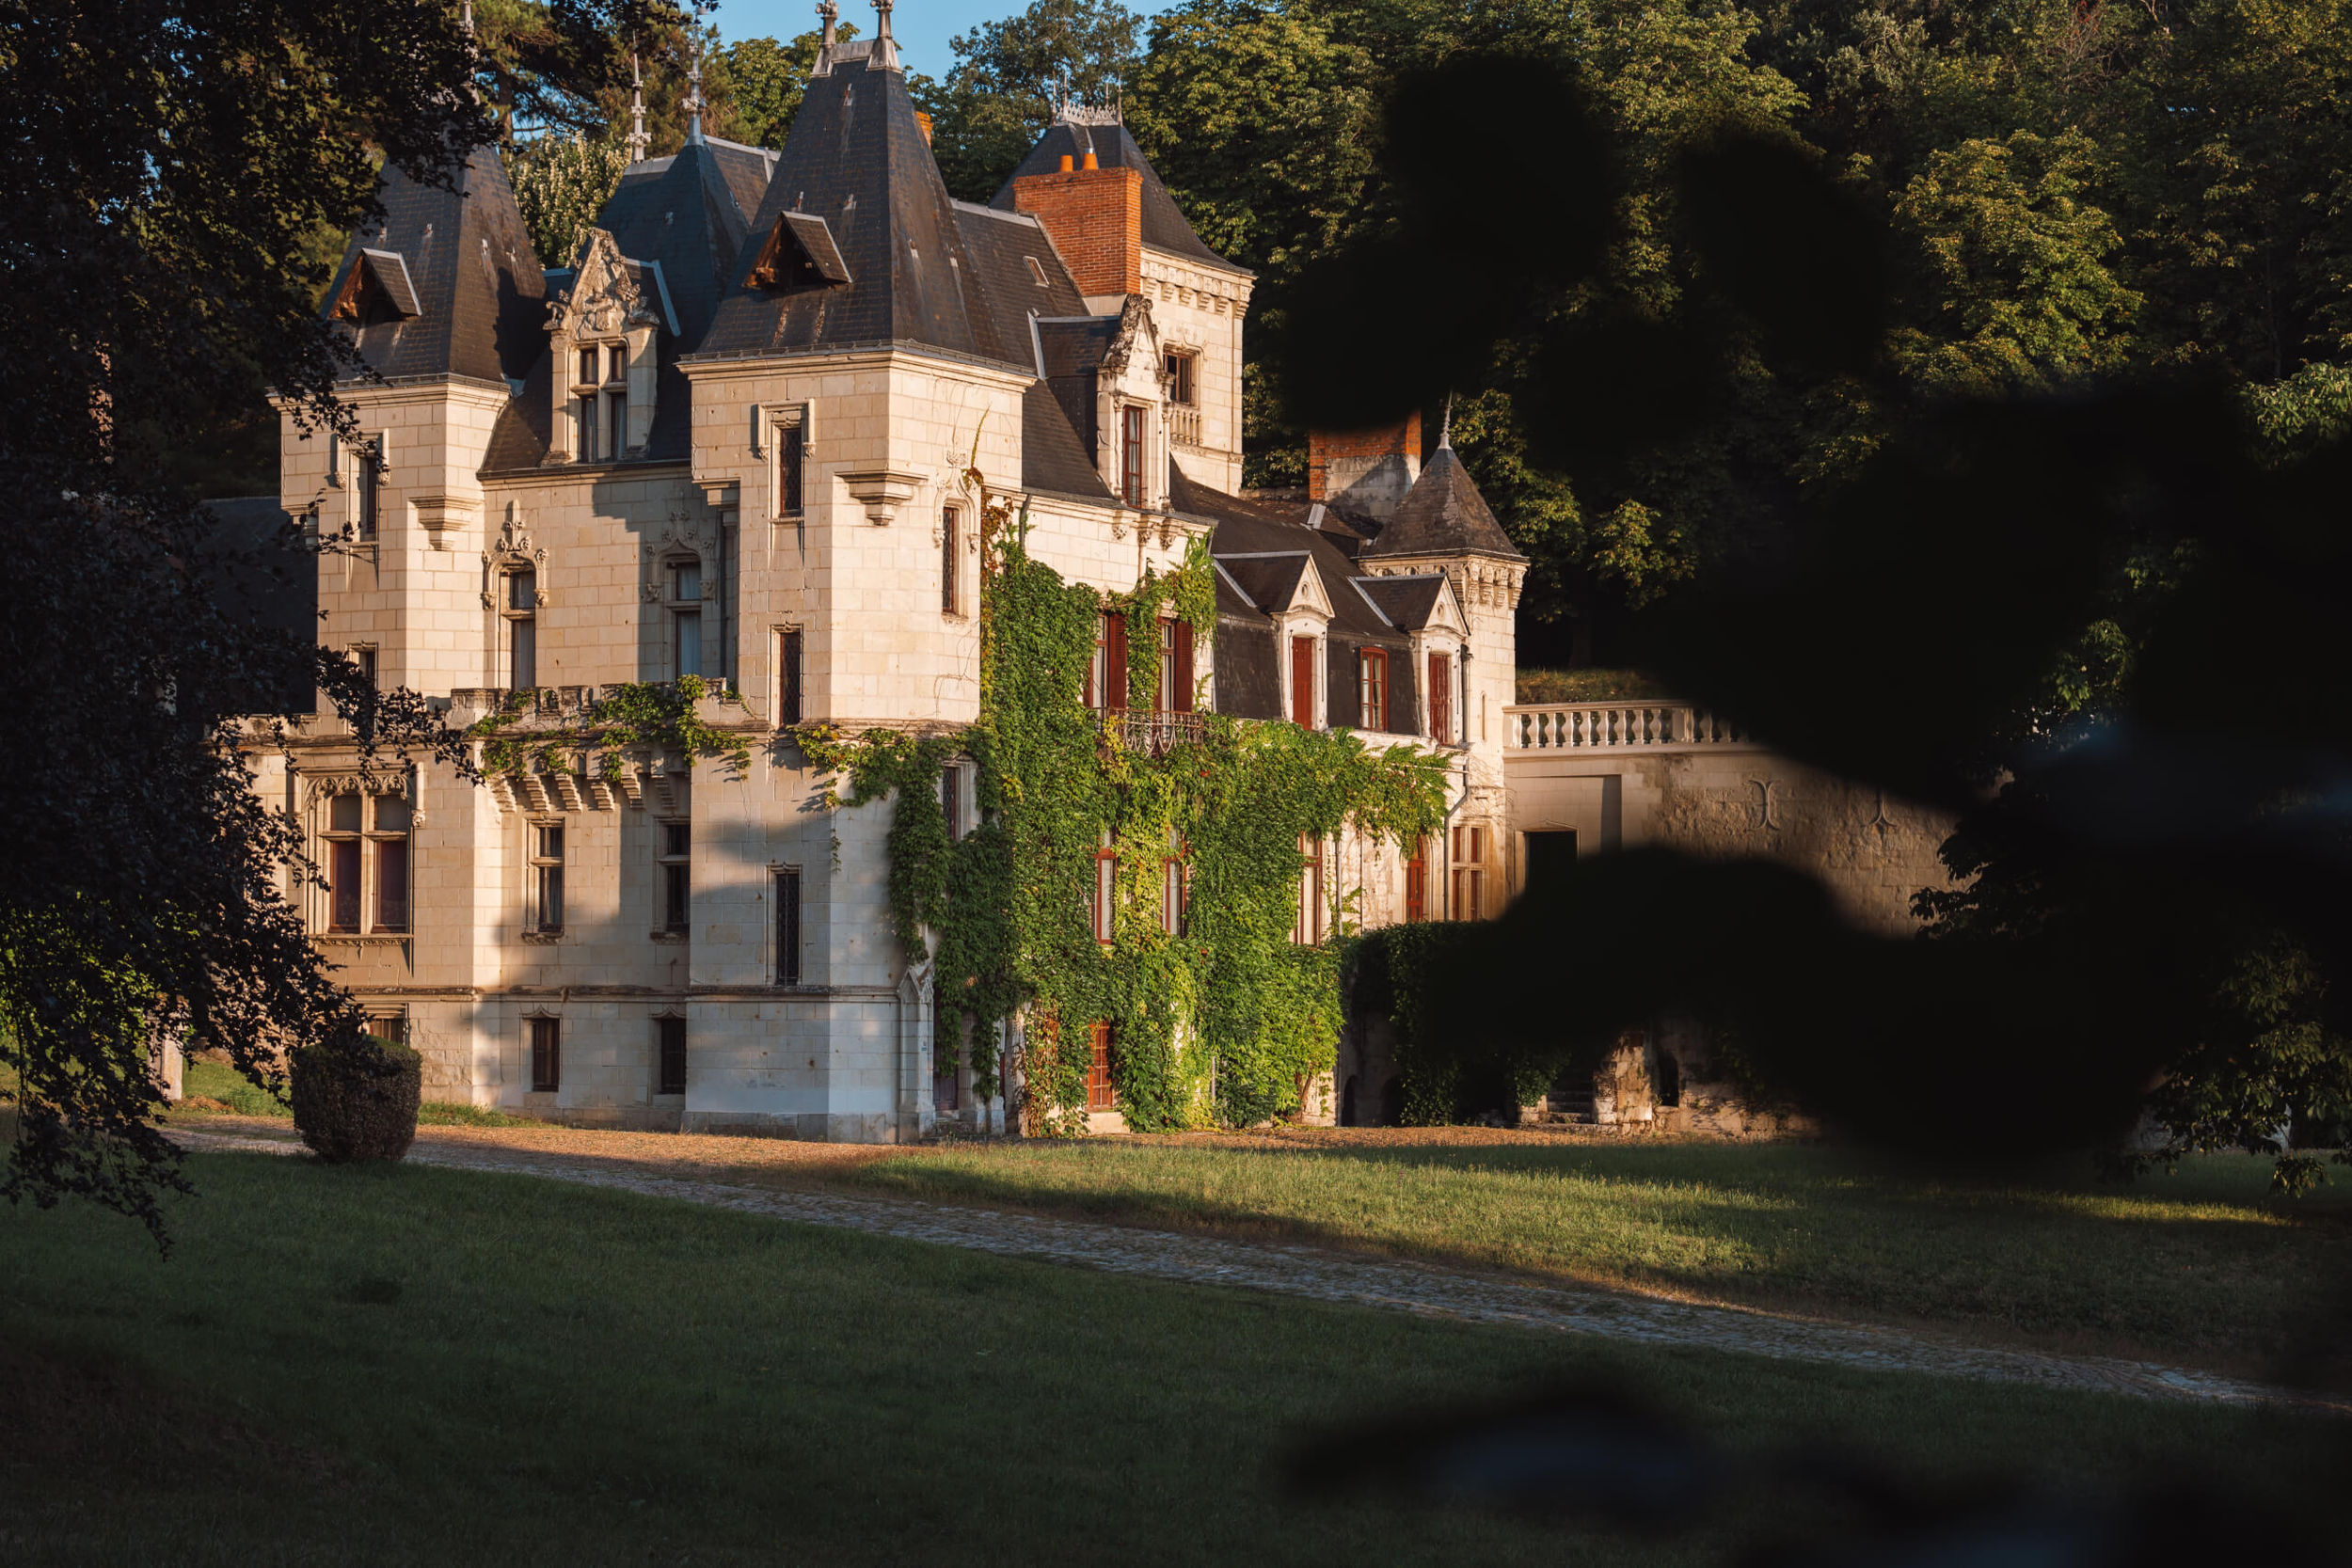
[873,0,897,64]
[1438,393,1454,451]
[818,0,837,47]
[626,51,651,163]
[684,33,705,144]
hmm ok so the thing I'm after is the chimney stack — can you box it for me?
[1012,152,1143,300]
[1309,414,1423,521]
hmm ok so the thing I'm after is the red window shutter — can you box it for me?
[1170,622,1194,712]
[1291,636,1316,728]
[1428,653,1452,741]
[1104,612,1128,710]
[1088,1022,1117,1109]
[1406,846,1426,923]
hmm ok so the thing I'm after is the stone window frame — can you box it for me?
[482,506,549,693]
[661,554,706,681]
[301,769,417,942]
[524,816,566,941]
[655,817,691,939]
[652,1011,688,1099]
[363,1008,409,1046]
[753,402,814,520]
[525,1011,563,1095]
[771,863,805,986]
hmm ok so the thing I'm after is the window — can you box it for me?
[1156,618,1195,713]
[1427,651,1453,743]
[1087,610,1126,710]
[1026,255,1050,287]
[1294,832,1325,944]
[355,436,382,542]
[1359,649,1389,733]
[1290,635,1317,729]
[941,764,964,843]
[322,789,410,934]
[1164,351,1196,407]
[657,1016,687,1097]
[366,1011,407,1046]
[1086,1021,1117,1111]
[1405,837,1428,924]
[573,343,628,461]
[1089,829,1117,943]
[777,627,804,725]
[660,821,690,934]
[530,821,564,933]
[504,569,537,689]
[530,1016,561,1093]
[775,867,803,984]
[669,560,702,679]
[1120,404,1145,506]
[772,419,805,517]
[354,645,377,689]
[1161,828,1186,936]
[1451,825,1486,922]
[941,506,960,615]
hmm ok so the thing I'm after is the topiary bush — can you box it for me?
[290,1030,421,1163]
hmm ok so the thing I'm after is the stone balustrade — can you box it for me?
[1504,701,1749,752]
[1168,404,1203,449]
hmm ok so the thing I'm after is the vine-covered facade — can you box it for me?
[242,8,1529,1139]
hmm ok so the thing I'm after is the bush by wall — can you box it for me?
[290,1030,421,1162]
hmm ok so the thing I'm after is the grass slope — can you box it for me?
[841,1139,2352,1367]
[3,1152,2337,1566]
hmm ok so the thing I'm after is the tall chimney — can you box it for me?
[1309,414,1422,520]
[1011,157,1143,299]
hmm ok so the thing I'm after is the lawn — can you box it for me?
[839,1136,2352,1369]
[2,1151,2337,1566]
[180,1057,535,1127]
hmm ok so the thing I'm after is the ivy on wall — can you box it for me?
[469,674,753,778]
[803,499,1450,1134]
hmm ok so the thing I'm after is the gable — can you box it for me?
[747,212,852,293]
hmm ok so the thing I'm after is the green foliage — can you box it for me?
[1513,668,1672,705]
[805,510,1444,1132]
[469,675,753,780]
[920,0,1146,199]
[290,1032,421,1164]
[1347,922,1567,1125]
[509,129,634,270]
[1890,130,2141,394]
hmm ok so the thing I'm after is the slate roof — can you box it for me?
[990,119,1249,277]
[1359,443,1524,562]
[698,55,1023,368]
[1171,467,1411,647]
[324,148,547,387]
[1021,381,1114,499]
[1356,574,1450,631]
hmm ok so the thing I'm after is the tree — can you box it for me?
[0,0,657,1239]
[922,0,1145,199]
[513,130,637,269]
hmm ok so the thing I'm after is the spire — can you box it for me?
[1438,393,1454,451]
[684,34,705,145]
[873,0,898,68]
[818,0,837,48]
[626,51,650,164]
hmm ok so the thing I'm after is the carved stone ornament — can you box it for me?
[643,509,717,562]
[547,230,658,342]
[482,501,549,607]
[298,768,414,810]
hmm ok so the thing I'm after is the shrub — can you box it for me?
[290,1031,421,1163]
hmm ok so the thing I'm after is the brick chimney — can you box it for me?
[1012,161,1143,298]
[1309,414,1422,520]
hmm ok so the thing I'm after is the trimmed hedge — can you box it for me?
[291,1031,421,1163]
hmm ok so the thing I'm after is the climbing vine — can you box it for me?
[801,483,1447,1135]
[469,674,754,778]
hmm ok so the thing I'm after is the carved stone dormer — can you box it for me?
[1094,294,1168,512]
[546,229,673,464]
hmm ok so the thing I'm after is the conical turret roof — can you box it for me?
[1359,443,1523,562]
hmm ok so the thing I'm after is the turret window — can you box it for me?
[668,560,703,679]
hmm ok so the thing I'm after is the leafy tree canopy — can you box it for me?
[922,0,1146,199]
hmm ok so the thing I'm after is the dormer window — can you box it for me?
[1120,404,1145,506]
[573,343,629,462]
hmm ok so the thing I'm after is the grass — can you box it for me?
[1515,667,1674,704]
[838,1138,2352,1369]
[178,1057,533,1127]
[1,1151,2338,1567]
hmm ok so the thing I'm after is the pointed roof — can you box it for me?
[990,115,1249,277]
[1359,444,1523,562]
[696,55,1019,367]
[324,148,547,387]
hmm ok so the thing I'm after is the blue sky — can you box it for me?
[708,0,1165,84]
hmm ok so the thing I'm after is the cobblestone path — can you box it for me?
[173,1128,2339,1414]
